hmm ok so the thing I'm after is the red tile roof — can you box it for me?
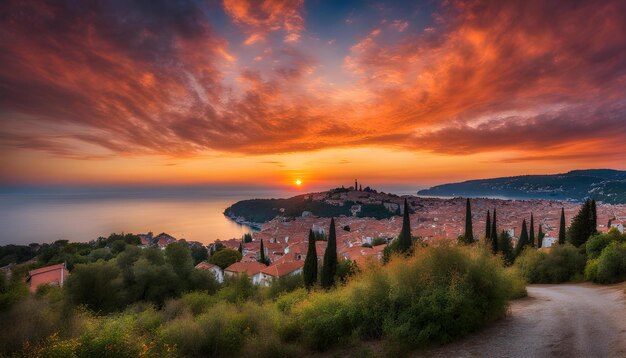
[261,261,304,277]
[224,261,267,276]
[195,262,219,270]
[28,263,66,277]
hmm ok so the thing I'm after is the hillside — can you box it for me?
[418,169,626,203]
[224,188,401,223]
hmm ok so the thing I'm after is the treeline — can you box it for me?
[458,197,626,284]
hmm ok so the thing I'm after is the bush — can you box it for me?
[587,242,626,283]
[515,244,586,283]
[293,244,516,351]
[586,229,626,259]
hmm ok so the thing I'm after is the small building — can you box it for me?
[541,236,557,248]
[194,262,224,283]
[26,263,69,293]
[610,221,625,234]
[224,261,267,285]
[259,261,304,286]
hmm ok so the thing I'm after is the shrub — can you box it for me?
[293,290,352,351]
[515,244,586,283]
[179,292,217,315]
[588,242,626,283]
[275,288,307,313]
[76,314,144,358]
[586,229,626,259]
[267,273,304,299]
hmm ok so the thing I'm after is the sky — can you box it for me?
[1,0,626,190]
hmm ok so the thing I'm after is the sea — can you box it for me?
[0,185,423,246]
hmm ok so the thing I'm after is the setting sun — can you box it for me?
[295,179,302,186]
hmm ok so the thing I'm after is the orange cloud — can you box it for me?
[1,0,626,171]
[223,0,304,44]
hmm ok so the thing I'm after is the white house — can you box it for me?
[259,261,304,287]
[223,261,266,285]
[610,221,625,234]
[194,262,224,283]
[541,236,557,248]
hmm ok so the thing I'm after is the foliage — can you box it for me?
[460,198,474,244]
[321,218,338,289]
[396,199,413,253]
[208,249,242,270]
[357,204,395,219]
[303,230,317,289]
[529,213,535,247]
[498,231,515,266]
[514,219,529,257]
[515,244,586,283]
[490,208,498,253]
[372,237,388,246]
[190,245,208,266]
[585,228,626,259]
[585,242,626,283]
[258,239,271,266]
[568,199,597,247]
[559,207,566,245]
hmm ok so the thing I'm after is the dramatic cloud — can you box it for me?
[1,0,626,165]
[222,0,305,44]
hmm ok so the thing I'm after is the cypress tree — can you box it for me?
[558,207,566,245]
[515,219,529,257]
[537,225,545,248]
[321,218,338,289]
[498,230,515,265]
[568,199,593,247]
[397,198,413,253]
[529,213,535,248]
[485,210,491,241]
[238,242,243,254]
[462,198,474,244]
[490,208,498,253]
[590,199,597,235]
[303,229,317,288]
[258,239,270,265]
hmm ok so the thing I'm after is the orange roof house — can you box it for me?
[224,261,267,285]
[26,263,69,293]
[260,261,304,286]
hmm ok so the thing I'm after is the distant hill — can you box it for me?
[417,169,626,203]
[224,188,401,224]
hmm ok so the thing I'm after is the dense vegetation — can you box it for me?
[0,243,523,357]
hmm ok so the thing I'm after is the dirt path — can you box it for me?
[423,283,626,357]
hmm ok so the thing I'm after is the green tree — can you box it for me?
[590,199,597,235]
[568,199,594,247]
[559,207,566,245]
[303,229,318,289]
[258,239,270,266]
[209,249,242,270]
[515,219,529,257]
[529,213,535,248]
[190,245,208,266]
[238,242,243,254]
[460,198,474,244]
[537,225,545,248]
[490,208,498,253]
[396,198,413,253]
[131,256,179,305]
[498,230,515,265]
[321,218,338,289]
[165,242,194,280]
[65,260,124,312]
[485,210,491,241]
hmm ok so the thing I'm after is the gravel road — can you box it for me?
[423,284,626,358]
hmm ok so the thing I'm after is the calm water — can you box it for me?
[0,187,290,245]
